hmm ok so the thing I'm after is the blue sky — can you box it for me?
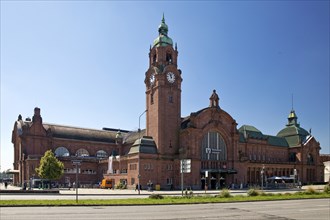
[1,1,329,171]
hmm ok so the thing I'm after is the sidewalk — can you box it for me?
[60,188,225,196]
[1,183,323,196]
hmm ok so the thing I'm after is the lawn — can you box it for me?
[1,189,329,207]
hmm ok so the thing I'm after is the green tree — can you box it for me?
[35,150,64,188]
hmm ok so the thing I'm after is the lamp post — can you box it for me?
[138,109,147,195]
[293,168,297,187]
[261,164,265,190]
[72,159,81,203]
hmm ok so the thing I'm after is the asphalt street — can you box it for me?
[1,199,329,220]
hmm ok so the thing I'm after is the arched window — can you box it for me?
[54,147,70,157]
[166,53,172,63]
[201,131,227,161]
[76,148,90,157]
[96,150,108,158]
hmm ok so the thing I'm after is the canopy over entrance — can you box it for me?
[268,176,294,180]
[6,170,19,174]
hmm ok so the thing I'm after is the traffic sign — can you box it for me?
[180,159,191,173]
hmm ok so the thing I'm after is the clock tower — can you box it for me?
[145,15,182,156]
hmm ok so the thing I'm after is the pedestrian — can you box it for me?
[4,181,8,189]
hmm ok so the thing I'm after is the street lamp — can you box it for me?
[293,168,297,187]
[261,164,265,190]
[138,109,147,195]
[72,159,81,203]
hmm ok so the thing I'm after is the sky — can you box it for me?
[1,1,329,171]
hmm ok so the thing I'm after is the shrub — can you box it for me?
[149,194,164,199]
[115,182,127,189]
[247,188,260,196]
[219,189,231,198]
[260,192,274,196]
[324,185,330,194]
[184,188,193,197]
[305,186,318,194]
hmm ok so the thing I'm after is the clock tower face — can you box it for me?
[149,73,156,85]
[167,72,175,83]
[145,16,182,156]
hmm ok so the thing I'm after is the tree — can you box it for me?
[35,150,64,187]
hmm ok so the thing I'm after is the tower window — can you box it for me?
[151,93,154,104]
[153,54,156,63]
[166,53,172,63]
[169,96,173,103]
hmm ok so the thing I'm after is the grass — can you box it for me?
[1,191,329,207]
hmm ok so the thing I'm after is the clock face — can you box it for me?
[150,73,155,85]
[167,72,175,83]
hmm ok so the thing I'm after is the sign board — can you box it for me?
[72,160,81,165]
[180,159,191,173]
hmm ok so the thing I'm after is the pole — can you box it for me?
[75,163,78,203]
[72,160,81,203]
[261,164,265,190]
[294,169,297,188]
[181,160,184,196]
[138,109,147,195]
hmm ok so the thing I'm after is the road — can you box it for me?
[1,199,329,220]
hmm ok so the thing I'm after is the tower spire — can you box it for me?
[162,12,165,23]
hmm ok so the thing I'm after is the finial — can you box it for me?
[162,13,165,23]
[175,42,177,50]
[291,93,294,111]
[209,89,219,108]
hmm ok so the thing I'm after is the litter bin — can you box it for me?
[155,184,160,191]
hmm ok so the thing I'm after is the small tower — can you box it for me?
[287,110,299,127]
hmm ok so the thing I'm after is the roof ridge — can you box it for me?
[44,122,122,133]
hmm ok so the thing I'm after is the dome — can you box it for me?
[277,109,309,138]
[153,14,173,47]
[153,35,173,47]
[277,125,309,137]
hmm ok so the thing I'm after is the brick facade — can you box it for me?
[11,17,326,189]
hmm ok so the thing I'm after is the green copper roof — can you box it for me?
[276,109,310,147]
[128,136,157,154]
[153,14,173,47]
[277,110,309,137]
[238,125,288,147]
[277,126,309,138]
[238,125,262,133]
[265,135,289,147]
